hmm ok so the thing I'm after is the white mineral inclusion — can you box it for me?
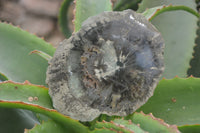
[130,14,146,27]
[130,14,135,20]
[96,40,119,79]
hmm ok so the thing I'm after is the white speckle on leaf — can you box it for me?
[28,97,33,102]
[34,97,38,101]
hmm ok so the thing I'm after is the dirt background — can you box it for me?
[0,0,70,47]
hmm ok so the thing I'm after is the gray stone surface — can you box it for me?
[46,10,165,121]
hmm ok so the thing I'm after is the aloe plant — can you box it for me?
[0,0,200,133]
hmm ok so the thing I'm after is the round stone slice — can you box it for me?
[46,9,165,121]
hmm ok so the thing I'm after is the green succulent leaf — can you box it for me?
[0,108,39,133]
[0,81,88,133]
[91,129,116,133]
[24,120,66,133]
[0,80,50,131]
[74,0,112,32]
[82,114,121,130]
[137,77,200,126]
[0,22,55,86]
[127,112,180,133]
[178,124,200,133]
[30,50,52,61]
[94,119,146,133]
[142,5,199,21]
[0,74,38,133]
[0,80,53,108]
[113,0,142,11]
[93,112,180,133]
[59,0,73,38]
[137,1,198,78]
[0,101,89,133]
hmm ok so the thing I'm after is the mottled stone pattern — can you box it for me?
[46,10,165,121]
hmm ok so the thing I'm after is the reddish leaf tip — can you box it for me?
[24,80,31,84]
[175,75,179,78]
[102,120,106,123]
[110,0,115,9]
[29,50,38,55]
[189,75,194,78]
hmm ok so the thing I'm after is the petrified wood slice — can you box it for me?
[46,9,165,121]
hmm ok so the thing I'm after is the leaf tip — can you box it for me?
[174,75,179,78]
[189,75,194,78]
[29,50,37,55]
[24,80,31,84]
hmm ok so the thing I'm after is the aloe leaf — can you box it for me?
[137,77,200,126]
[0,22,56,86]
[0,74,39,133]
[0,81,88,133]
[127,112,180,133]
[112,0,128,10]
[74,0,112,31]
[0,75,51,131]
[59,0,73,38]
[93,112,180,133]
[94,119,146,133]
[0,101,89,133]
[178,124,200,133]
[30,50,52,61]
[81,114,121,130]
[24,120,66,133]
[91,129,116,133]
[142,5,199,21]
[137,0,198,78]
[0,80,53,108]
[0,108,39,133]
[114,0,142,11]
